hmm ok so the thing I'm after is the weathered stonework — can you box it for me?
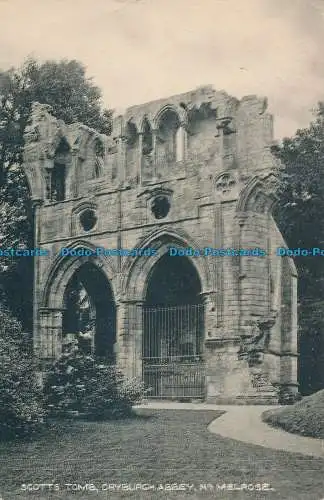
[23,86,298,403]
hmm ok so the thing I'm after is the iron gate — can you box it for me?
[142,303,206,400]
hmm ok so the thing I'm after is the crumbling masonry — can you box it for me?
[23,85,298,403]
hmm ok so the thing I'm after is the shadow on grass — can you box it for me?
[1,409,323,500]
[0,409,225,448]
[0,409,159,446]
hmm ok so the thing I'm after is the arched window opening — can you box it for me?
[186,103,217,160]
[142,118,153,154]
[125,121,139,180]
[156,109,183,166]
[49,138,70,201]
[79,209,97,232]
[62,262,116,360]
[93,138,105,179]
[151,195,170,219]
[63,279,95,355]
[142,118,153,170]
[126,121,138,147]
[51,163,66,201]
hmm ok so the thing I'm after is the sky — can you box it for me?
[0,0,323,139]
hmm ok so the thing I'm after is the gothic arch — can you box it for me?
[140,116,153,161]
[71,126,95,159]
[121,228,212,301]
[153,106,187,164]
[125,120,138,145]
[46,130,69,159]
[153,104,188,129]
[236,173,278,214]
[42,241,117,309]
[139,115,153,134]
[92,136,105,178]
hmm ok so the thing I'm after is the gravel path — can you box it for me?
[134,401,324,458]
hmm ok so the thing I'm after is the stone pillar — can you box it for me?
[176,125,186,162]
[213,201,223,327]
[32,198,43,245]
[268,256,282,353]
[238,213,270,334]
[262,255,282,387]
[138,132,143,185]
[233,214,247,336]
[132,300,144,379]
[32,199,43,359]
[236,214,249,337]
[115,302,129,374]
[216,118,228,172]
[66,149,80,198]
[116,136,127,184]
[116,300,144,380]
[199,291,217,340]
[279,263,299,398]
[183,124,188,159]
[152,129,158,179]
[113,115,126,185]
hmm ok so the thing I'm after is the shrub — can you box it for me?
[262,389,324,439]
[44,347,146,420]
[278,387,302,405]
[0,308,45,440]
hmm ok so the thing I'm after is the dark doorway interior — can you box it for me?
[145,254,202,306]
[143,254,205,399]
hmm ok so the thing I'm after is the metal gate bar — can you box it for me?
[142,304,205,399]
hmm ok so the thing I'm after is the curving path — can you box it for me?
[207,404,324,458]
[134,401,324,458]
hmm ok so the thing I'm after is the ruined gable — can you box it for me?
[23,87,298,404]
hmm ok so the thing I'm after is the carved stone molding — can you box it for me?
[215,172,236,195]
[216,117,235,135]
[236,173,279,215]
[238,312,277,366]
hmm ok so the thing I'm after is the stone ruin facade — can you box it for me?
[23,85,298,403]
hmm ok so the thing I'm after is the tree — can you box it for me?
[0,58,113,329]
[272,103,324,301]
[272,103,324,394]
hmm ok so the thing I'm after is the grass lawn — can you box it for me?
[0,409,323,500]
[262,389,324,439]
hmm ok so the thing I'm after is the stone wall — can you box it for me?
[23,86,298,403]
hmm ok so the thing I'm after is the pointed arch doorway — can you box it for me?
[62,262,116,361]
[142,254,206,400]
